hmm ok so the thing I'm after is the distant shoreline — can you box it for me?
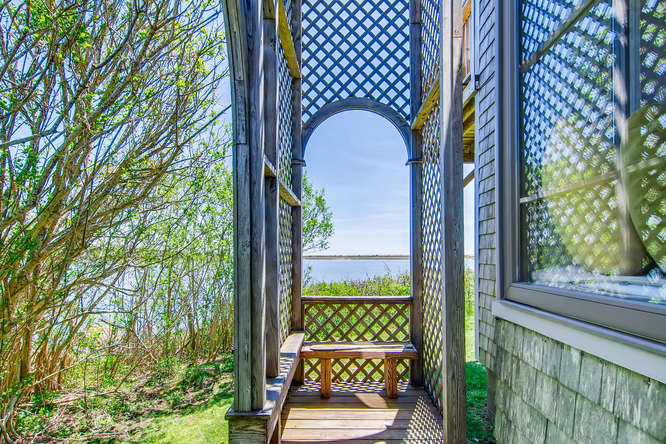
[304,254,475,261]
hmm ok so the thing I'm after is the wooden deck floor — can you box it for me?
[281,381,443,443]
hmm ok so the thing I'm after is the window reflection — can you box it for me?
[519,0,665,303]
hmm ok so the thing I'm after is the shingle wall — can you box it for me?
[474,0,498,373]
[493,320,666,444]
[473,2,666,443]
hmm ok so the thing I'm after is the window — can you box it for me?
[500,0,666,344]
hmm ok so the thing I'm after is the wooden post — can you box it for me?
[320,358,331,399]
[409,0,424,388]
[224,0,267,413]
[264,15,281,379]
[290,0,305,387]
[384,358,398,399]
[440,0,466,441]
[248,0,267,412]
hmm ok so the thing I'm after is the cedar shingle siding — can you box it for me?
[475,2,666,442]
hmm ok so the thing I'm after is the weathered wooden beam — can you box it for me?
[301,295,412,304]
[222,0,253,414]
[290,0,304,376]
[264,155,277,177]
[248,0,267,412]
[277,0,301,78]
[264,15,280,380]
[440,0,466,441]
[463,170,474,187]
[411,77,440,130]
[279,180,301,207]
[408,0,424,389]
[263,0,276,19]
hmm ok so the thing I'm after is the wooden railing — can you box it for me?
[301,295,412,383]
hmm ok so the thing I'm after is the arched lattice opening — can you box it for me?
[222,0,466,441]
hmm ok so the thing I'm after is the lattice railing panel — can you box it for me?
[303,357,410,383]
[420,104,443,410]
[302,298,410,383]
[303,301,410,342]
[301,0,411,121]
[279,199,293,344]
[277,42,293,187]
[421,0,440,96]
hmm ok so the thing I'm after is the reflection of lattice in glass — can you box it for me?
[520,0,581,64]
[279,199,293,344]
[303,357,410,383]
[420,105,442,410]
[303,302,410,343]
[421,0,439,97]
[278,43,293,187]
[301,0,410,121]
[622,104,666,273]
[520,1,614,197]
[640,1,665,102]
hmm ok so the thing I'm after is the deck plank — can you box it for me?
[281,385,442,443]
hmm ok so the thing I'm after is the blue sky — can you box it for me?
[304,110,475,256]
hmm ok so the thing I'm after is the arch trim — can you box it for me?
[301,98,412,157]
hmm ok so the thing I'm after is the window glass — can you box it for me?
[518,0,665,304]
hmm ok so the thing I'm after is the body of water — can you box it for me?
[304,257,474,283]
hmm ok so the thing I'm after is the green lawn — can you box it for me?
[128,395,232,444]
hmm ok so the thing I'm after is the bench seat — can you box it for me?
[300,341,417,399]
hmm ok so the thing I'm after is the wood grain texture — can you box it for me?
[290,0,304,336]
[222,0,253,413]
[384,358,398,398]
[320,358,331,398]
[281,385,443,442]
[279,180,301,206]
[277,0,301,78]
[440,0,466,441]
[409,0,424,389]
[411,77,440,130]
[301,342,418,360]
[301,295,412,304]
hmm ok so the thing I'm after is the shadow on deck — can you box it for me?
[281,381,443,443]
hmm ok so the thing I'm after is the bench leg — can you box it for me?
[384,358,398,399]
[320,358,331,399]
[293,359,304,386]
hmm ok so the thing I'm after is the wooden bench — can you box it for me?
[300,342,418,399]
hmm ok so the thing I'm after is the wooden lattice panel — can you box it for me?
[303,357,410,383]
[303,300,410,342]
[277,42,293,187]
[421,0,440,96]
[302,298,410,384]
[279,199,293,344]
[420,105,443,410]
[301,0,411,120]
